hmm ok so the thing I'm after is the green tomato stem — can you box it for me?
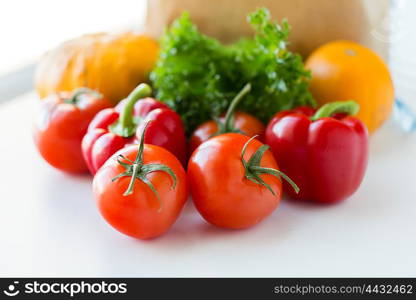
[222,83,251,131]
[64,88,102,105]
[122,121,147,196]
[311,100,359,121]
[241,135,299,196]
[111,122,177,211]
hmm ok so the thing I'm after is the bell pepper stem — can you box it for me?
[110,83,152,137]
[311,100,359,121]
[119,83,152,131]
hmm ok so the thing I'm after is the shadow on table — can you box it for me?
[135,197,331,249]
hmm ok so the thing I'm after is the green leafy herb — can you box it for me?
[150,7,315,134]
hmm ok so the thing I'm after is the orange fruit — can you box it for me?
[305,40,394,133]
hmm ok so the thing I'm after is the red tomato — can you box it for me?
[187,133,298,229]
[188,83,265,155]
[33,88,112,173]
[189,112,265,154]
[93,135,188,239]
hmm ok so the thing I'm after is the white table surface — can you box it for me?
[0,92,415,277]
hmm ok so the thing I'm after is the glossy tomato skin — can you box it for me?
[33,91,111,173]
[265,107,368,203]
[93,144,188,239]
[188,133,282,229]
[188,112,265,155]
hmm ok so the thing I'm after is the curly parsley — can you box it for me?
[150,8,315,134]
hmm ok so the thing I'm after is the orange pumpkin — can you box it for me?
[305,40,394,133]
[35,32,159,104]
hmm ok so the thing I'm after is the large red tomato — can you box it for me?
[93,129,188,239]
[187,133,298,229]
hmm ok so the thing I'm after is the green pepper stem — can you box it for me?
[311,100,359,121]
[119,83,152,132]
[109,83,152,138]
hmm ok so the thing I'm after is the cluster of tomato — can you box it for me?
[33,83,368,239]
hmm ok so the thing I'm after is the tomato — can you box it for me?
[93,126,188,239]
[187,133,298,229]
[189,112,265,155]
[188,83,265,155]
[33,88,112,173]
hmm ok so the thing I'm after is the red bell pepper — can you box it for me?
[82,83,187,175]
[265,101,368,203]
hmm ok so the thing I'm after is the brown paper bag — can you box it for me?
[145,0,390,60]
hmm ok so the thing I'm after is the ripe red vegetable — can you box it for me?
[93,124,188,239]
[188,133,298,229]
[189,83,265,154]
[82,83,186,174]
[33,88,112,173]
[265,101,369,204]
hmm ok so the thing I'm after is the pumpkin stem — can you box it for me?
[109,83,152,138]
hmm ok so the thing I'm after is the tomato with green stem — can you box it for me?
[188,83,265,154]
[33,88,112,173]
[187,133,298,229]
[93,123,188,239]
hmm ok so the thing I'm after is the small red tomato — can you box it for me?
[93,125,188,239]
[187,133,298,229]
[189,83,265,154]
[33,88,111,173]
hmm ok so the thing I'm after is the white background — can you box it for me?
[0,0,146,76]
[0,0,416,277]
